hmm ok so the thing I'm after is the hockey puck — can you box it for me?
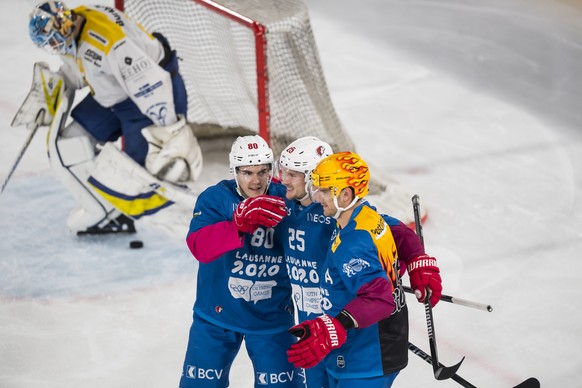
[129,240,144,249]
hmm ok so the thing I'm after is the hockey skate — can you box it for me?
[76,214,136,236]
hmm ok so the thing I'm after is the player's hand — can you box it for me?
[233,195,286,233]
[287,315,347,368]
[408,254,442,307]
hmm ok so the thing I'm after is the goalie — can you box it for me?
[13,1,203,235]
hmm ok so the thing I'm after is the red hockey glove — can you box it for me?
[408,254,442,307]
[233,195,287,233]
[287,315,347,369]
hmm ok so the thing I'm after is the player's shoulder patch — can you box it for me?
[77,6,125,53]
[354,205,387,240]
[342,258,371,278]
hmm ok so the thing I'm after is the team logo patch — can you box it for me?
[145,101,168,125]
[121,57,153,81]
[228,277,276,303]
[342,258,370,277]
[256,372,268,385]
[84,49,102,67]
[229,283,250,295]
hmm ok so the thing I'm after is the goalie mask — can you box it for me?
[29,1,76,57]
[309,151,370,218]
[277,136,332,198]
[229,135,274,197]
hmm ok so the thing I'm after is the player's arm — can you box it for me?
[185,188,244,263]
[286,277,394,369]
[186,221,244,263]
[338,276,395,329]
[387,215,442,307]
[108,37,203,183]
[287,243,394,369]
[109,37,177,126]
[186,192,286,263]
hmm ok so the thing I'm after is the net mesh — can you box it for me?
[119,0,355,156]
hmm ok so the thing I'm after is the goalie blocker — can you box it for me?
[11,61,202,235]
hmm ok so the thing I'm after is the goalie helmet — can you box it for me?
[311,151,370,199]
[29,1,76,57]
[229,135,274,176]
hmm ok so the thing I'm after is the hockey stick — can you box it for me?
[0,111,44,196]
[402,285,493,312]
[412,194,465,380]
[408,342,541,388]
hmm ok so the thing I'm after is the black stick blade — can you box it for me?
[435,356,465,380]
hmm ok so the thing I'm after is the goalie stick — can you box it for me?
[0,111,44,196]
[408,342,541,388]
[402,285,493,312]
[412,194,465,380]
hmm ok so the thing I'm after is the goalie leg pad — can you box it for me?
[45,91,121,233]
[88,143,177,219]
[51,123,119,232]
[57,135,96,167]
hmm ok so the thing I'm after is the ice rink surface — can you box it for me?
[1,0,582,387]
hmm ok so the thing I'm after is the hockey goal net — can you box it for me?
[115,0,426,225]
[114,0,354,157]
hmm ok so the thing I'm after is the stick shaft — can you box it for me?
[1,122,41,195]
[402,285,493,312]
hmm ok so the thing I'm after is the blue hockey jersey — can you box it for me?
[279,199,336,323]
[187,180,295,334]
[321,202,408,379]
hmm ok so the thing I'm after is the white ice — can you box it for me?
[1,0,582,387]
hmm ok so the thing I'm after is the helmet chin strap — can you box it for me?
[332,196,360,219]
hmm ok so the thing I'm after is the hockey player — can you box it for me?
[277,136,334,387]
[181,135,303,388]
[279,143,442,387]
[286,152,442,387]
[14,1,202,235]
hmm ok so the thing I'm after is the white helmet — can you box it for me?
[229,135,274,197]
[229,135,274,175]
[279,136,332,174]
[278,136,333,193]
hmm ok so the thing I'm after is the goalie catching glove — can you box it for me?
[233,195,287,234]
[12,62,68,129]
[408,254,442,307]
[141,116,203,184]
[287,314,347,369]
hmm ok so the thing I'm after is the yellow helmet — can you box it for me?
[311,151,370,199]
